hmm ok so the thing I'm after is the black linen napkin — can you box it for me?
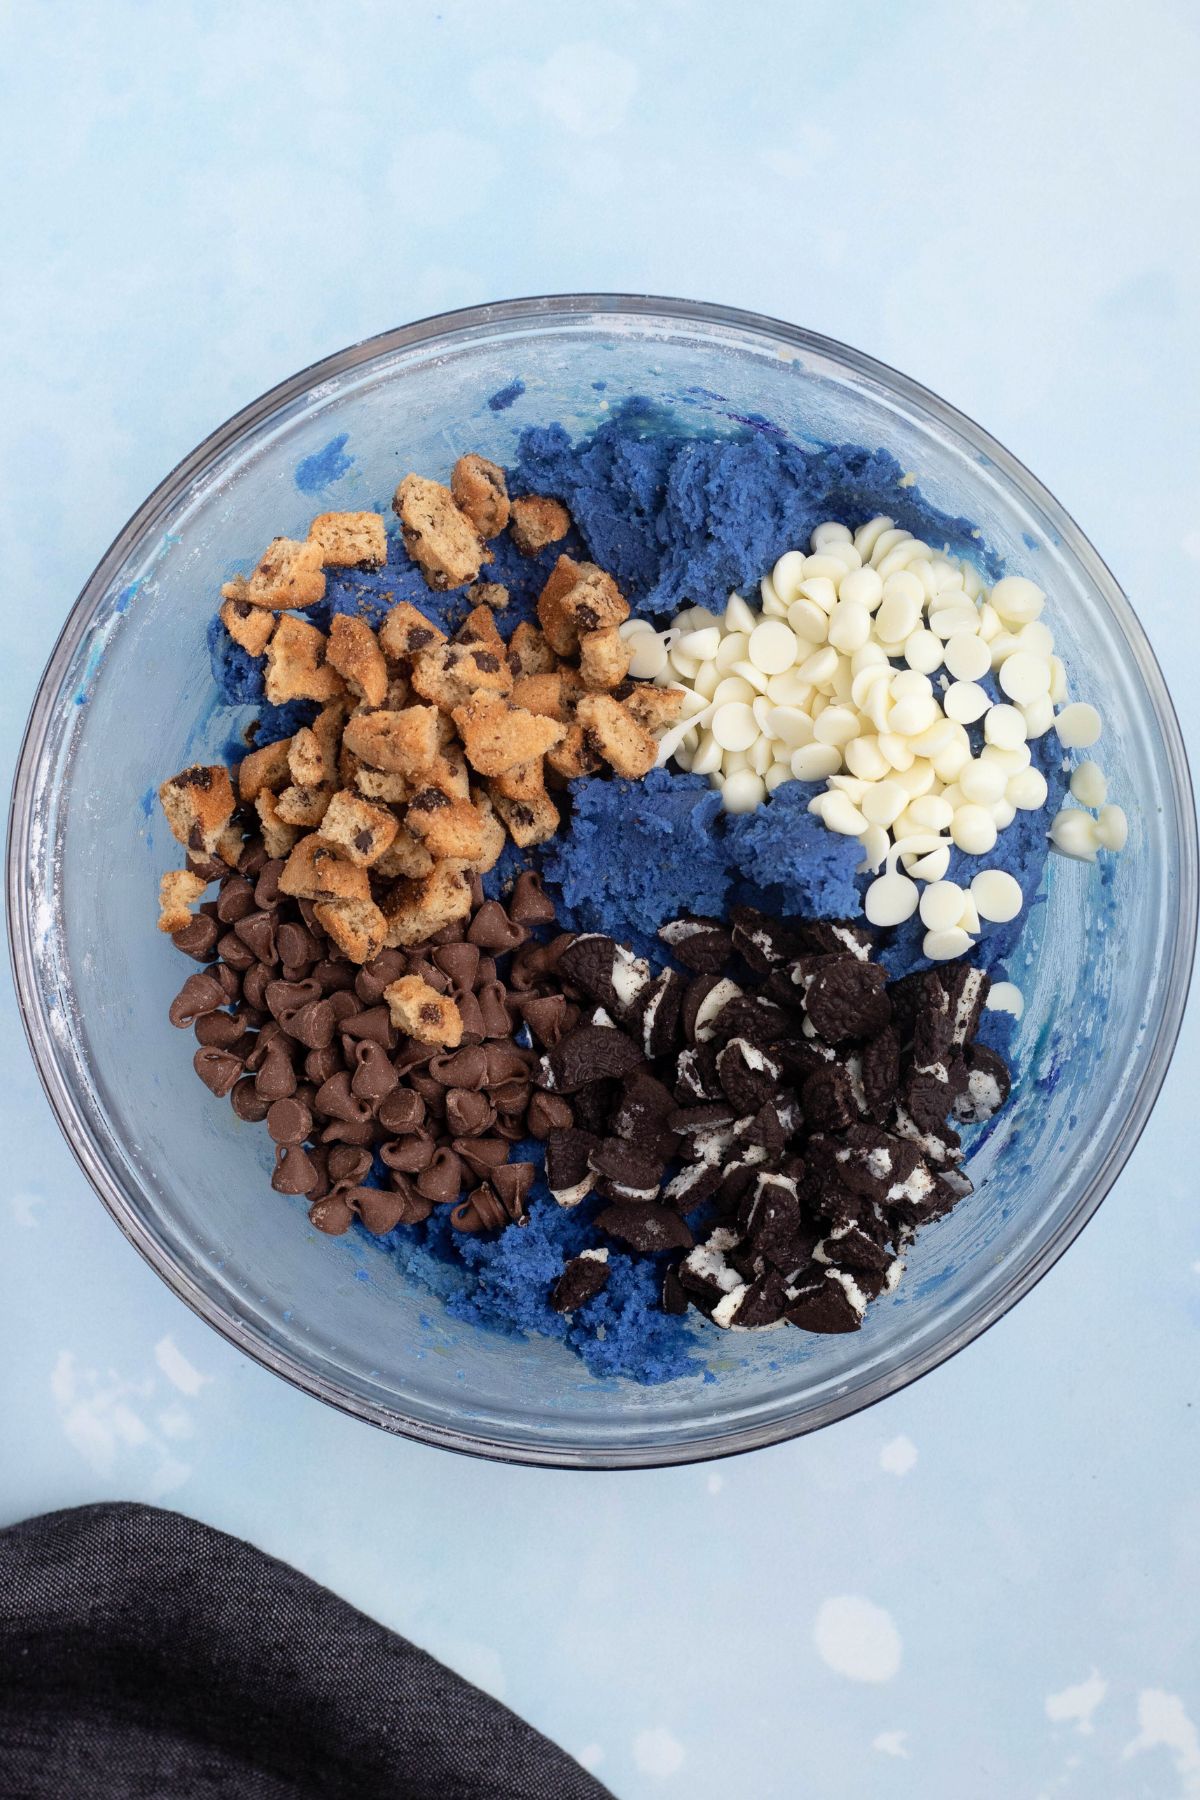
[0,1502,612,1799]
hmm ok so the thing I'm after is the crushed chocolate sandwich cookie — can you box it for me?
[165,852,575,1237]
[523,904,1009,1336]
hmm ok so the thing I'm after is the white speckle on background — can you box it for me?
[9,1191,43,1227]
[633,1727,685,1777]
[1181,531,1200,561]
[1122,1690,1200,1795]
[1045,1669,1108,1734]
[814,1596,903,1683]
[534,44,638,137]
[576,1744,604,1772]
[154,1335,209,1397]
[873,1731,909,1758]
[706,1472,724,1494]
[439,1639,506,1701]
[880,1434,918,1476]
[50,1350,192,1495]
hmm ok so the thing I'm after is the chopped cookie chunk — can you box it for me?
[224,536,327,611]
[220,596,275,656]
[469,789,507,872]
[451,454,510,539]
[327,614,388,707]
[410,640,514,712]
[405,787,489,862]
[393,474,487,591]
[342,705,441,777]
[254,790,301,858]
[378,600,448,662]
[159,764,237,856]
[510,494,571,556]
[158,869,208,933]
[384,974,464,1047]
[273,783,334,828]
[511,671,579,722]
[264,616,345,705]
[455,602,505,650]
[578,626,633,691]
[468,580,509,612]
[319,790,399,867]
[355,767,414,804]
[488,784,560,847]
[371,825,435,879]
[307,510,387,569]
[508,620,557,677]
[559,565,629,637]
[453,693,565,777]
[312,897,387,963]
[490,758,547,804]
[278,834,372,904]
[545,723,602,781]
[536,555,586,656]
[624,684,686,733]
[287,727,325,789]
[237,736,294,802]
[427,746,472,800]
[576,693,658,778]
[381,862,474,946]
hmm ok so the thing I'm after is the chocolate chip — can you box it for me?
[550,1253,611,1314]
[314,1070,372,1123]
[467,901,527,951]
[379,1130,436,1174]
[492,1161,535,1222]
[304,1043,343,1087]
[193,1010,244,1050]
[216,876,257,924]
[804,959,891,1044]
[230,1076,271,1122]
[416,1147,465,1203]
[536,1023,644,1094]
[453,1136,511,1178]
[477,980,514,1040]
[377,1088,426,1134]
[595,1203,693,1254]
[217,930,257,974]
[327,1145,373,1186]
[354,949,407,1005]
[319,1114,377,1148]
[193,1046,243,1096]
[254,1041,297,1102]
[169,971,228,1027]
[482,1042,531,1089]
[526,1092,573,1139]
[339,1005,394,1048]
[350,1040,398,1102]
[305,1190,352,1234]
[242,962,273,1012]
[445,1088,495,1136]
[233,910,278,965]
[450,1185,509,1233]
[267,1096,313,1144]
[171,914,220,961]
[265,976,322,1022]
[253,860,285,909]
[428,1045,488,1090]
[271,1143,320,1195]
[509,870,557,926]
[519,993,574,1047]
[286,998,337,1050]
[455,988,486,1044]
[349,1185,412,1234]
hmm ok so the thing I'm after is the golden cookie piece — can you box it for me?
[273,783,334,828]
[576,692,658,778]
[378,600,447,662]
[327,613,388,708]
[158,764,237,856]
[220,596,275,656]
[264,616,345,705]
[468,580,509,612]
[223,536,327,611]
[313,898,387,964]
[510,494,571,556]
[342,705,441,777]
[507,620,557,677]
[254,790,302,859]
[452,693,565,778]
[307,511,387,569]
[623,683,687,733]
[393,474,487,591]
[409,640,514,713]
[237,738,293,802]
[578,625,633,691]
[545,723,602,781]
[381,862,474,947]
[451,454,510,539]
[371,825,435,880]
[487,784,561,848]
[383,975,464,1048]
[158,870,208,933]
[315,790,399,867]
[404,788,490,862]
[278,834,372,905]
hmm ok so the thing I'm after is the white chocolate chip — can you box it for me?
[943,681,991,724]
[983,704,1027,749]
[721,769,767,813]
[919,880,967,932]
[971,869,1023,922]
[989,575,1045,624]
[943,633,992,682]
[1006,767,1049,811]
[951,805,998,856]
[748,620,798,674]
[711,702,758,752]
[958,759,1008,805]
[864,871,919,927]
[1021,695,1056,738]
[923,926,973,961]
[790,743,842,781]
[998,651,1051,705]
[986,980,1024,1018]
[1054,702,1102,748]
[1095,803,1128,850]
[1048,806,1099,860]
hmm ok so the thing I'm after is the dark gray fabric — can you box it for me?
[0,1502,611,1800]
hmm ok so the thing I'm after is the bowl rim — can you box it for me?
[8,291,1197,1468]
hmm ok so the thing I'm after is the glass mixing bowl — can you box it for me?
[8,296,1196,1467]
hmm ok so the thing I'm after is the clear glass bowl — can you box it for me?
[8,296,1196,1467]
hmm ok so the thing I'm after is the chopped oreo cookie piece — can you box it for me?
[716,1037,782,1114]
[545,1126,602,1207]
[590,1137,665,1204]
[903,1053,968,1132]
[710,993,789,1050]
[536,1022,645,1093]
[681,973,744,1045]
[793,919,872,962]
[611,1069,675,1142]
[571,1077,621,1135]
[814,1222,894,1277]
[594,1202,694,1254]
[660,1262,689,1315]
[801,1063,859,1133]
[550,1249,611,1314]
[673,1042,724,1103]
[556,933,651,1021]
[803,958,891,1044]
[860,1025,901,1121]
[785,1267,868,1333]
[658,916,734,974]
[952,1044,1011,1123]
[639,967,687,1058]
[729,906,798,973]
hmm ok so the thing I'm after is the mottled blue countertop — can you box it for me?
[2,4,1198,1795]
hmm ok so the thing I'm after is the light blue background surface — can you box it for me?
[2,3,1198,1794]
